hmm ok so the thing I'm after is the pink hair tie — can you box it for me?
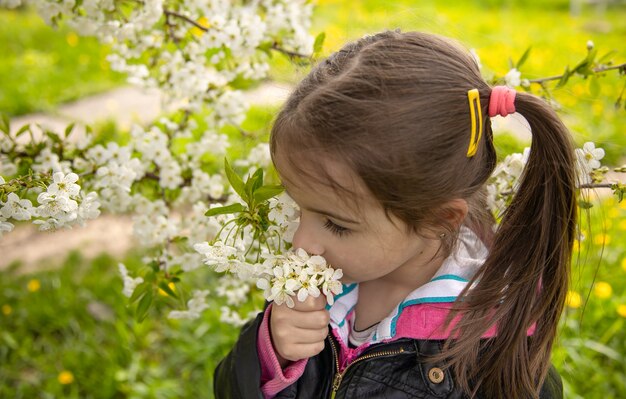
[488,86,516,117]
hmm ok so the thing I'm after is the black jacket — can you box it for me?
[214,311,563,399]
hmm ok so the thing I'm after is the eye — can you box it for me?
[323,219,351,237]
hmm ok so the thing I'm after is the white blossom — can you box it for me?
[48,172,81,198]
[118,263,144,298]
[576,141,605,170]
[193,241,242,272]
[33,148,63,173]
[504,68,521,88]
[1,193,34,221]
[168,290,211,319]
[254,250,343,308]
[76,191,101,225]
[268,193,299,225]
[0,217,14,237]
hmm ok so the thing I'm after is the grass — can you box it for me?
[1,196,624,398]
[0,250,240,398]
[0,7,124,117]
[1,1,626,397]
[552,196,626,398]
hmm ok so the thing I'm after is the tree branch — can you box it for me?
[528,62,626,84]
[270,42,310,59]
[163,9,208,32]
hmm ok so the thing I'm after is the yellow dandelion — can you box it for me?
[2,304,12,316]
[593,234,610,246]
[621,257,626,272]
[572,239,580,253]
[593,281,612,299]
[566,290,582,309]
[58,370,74,385]
[619,220,626,231]
[66,32,79,47]
[618,305,626,318]
[27,279,41,292]
[571,83,585,96]
[608,207,620,219]
[158,282,176,297]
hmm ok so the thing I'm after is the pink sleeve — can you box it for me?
[257,303,308,398]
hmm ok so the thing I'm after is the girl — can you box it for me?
[214,30,575,398]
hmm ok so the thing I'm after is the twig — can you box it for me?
[579,183,616,189]
[270,42,310,59]
[163,9,208,32]
[528,63,626,84]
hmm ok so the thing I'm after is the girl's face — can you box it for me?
[276,156,445,287]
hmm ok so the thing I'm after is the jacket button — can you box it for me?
[428,367,445,384]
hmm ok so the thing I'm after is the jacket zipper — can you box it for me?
[328,335,406,399]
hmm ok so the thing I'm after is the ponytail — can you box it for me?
[443,92,577,398]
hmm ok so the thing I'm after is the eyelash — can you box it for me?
[323,219,351,237]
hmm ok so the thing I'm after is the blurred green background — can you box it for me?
[1,0,625,398]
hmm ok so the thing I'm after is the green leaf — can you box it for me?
[313,32,326,55]
[158,281,179,299]
[46,131,62,144]
[15,124,30,139]
[129,281,150,304]
[254,185,284,203]
[573,48,597,76]
[556,66,571,88]
[1,331,18,350]
[135,289,153,322]
[578,200,594,209]
[258,41,273,58]
[224,158,247,201]
[0,113,9,135]
[64,122,75,139]
[245,168,264,201]
[205,202,245,216]
[516,46,532,69]
[170,235,189,244]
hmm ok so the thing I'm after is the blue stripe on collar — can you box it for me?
[430,274,469,283]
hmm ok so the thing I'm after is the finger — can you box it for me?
[272,325,328,346]
[278,341,327,362]
[290,326,329,344]
[292,294,328,312]
[277,309,329,330]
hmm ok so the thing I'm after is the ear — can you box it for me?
[438,198,469,230]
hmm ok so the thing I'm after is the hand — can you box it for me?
[269,294,330,367]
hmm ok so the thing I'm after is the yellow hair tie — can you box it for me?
[466,89,482,158]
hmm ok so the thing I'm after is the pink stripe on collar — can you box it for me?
[391,303,535,340]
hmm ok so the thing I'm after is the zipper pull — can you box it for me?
[331,372,343,399]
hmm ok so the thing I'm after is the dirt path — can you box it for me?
[1,83,291,272]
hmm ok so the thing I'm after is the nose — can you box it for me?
[291,219,324,256]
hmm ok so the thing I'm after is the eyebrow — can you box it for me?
[283,187,360,225]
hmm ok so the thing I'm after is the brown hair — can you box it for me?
[270,30,577,398]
